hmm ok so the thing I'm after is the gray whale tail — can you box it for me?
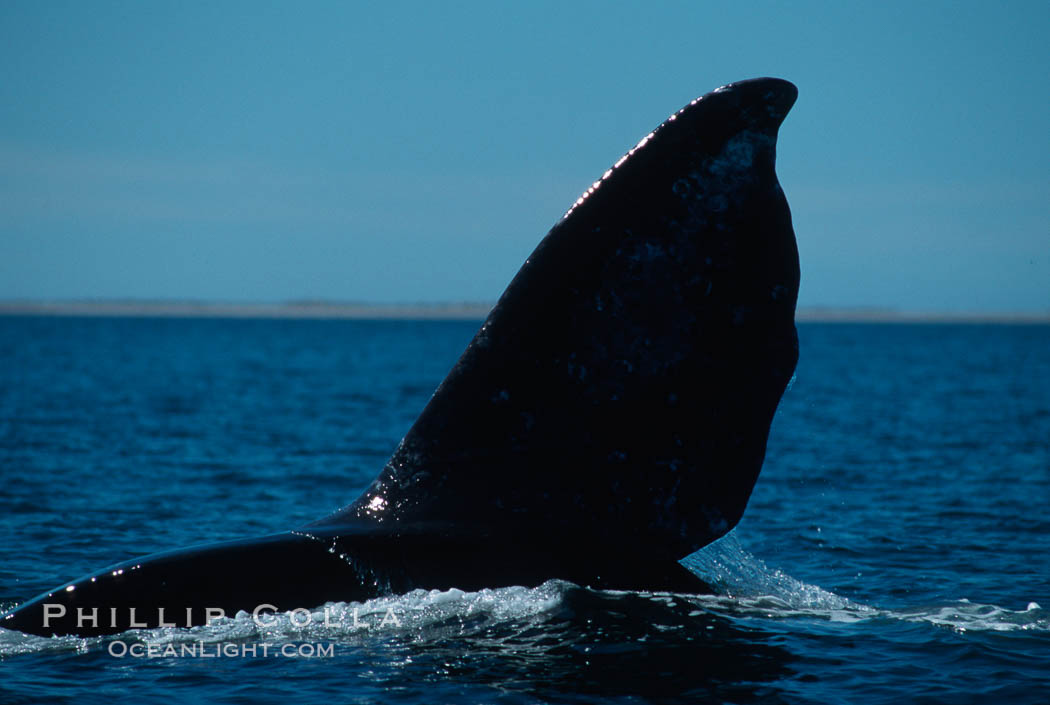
[3,77,799,637]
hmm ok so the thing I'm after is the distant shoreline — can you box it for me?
[0,300,494,320]
[1,300,1048,324]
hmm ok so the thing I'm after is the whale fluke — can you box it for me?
[3,77,799,637]
[311,76,799,562]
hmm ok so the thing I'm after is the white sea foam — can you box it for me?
[0,581,568,656]
[2,537,1044,656]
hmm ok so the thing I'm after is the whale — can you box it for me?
[2,77,799,638]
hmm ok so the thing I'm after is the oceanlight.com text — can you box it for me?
[108,641,335,659]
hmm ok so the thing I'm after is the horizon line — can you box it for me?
[1,299,1049,324]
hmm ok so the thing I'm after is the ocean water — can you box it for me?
[0,317,1047,704]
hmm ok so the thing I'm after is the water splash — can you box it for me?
[682,531,1049,633]
[683,532,859,610]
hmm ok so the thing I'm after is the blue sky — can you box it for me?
[1,1,1047,311]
